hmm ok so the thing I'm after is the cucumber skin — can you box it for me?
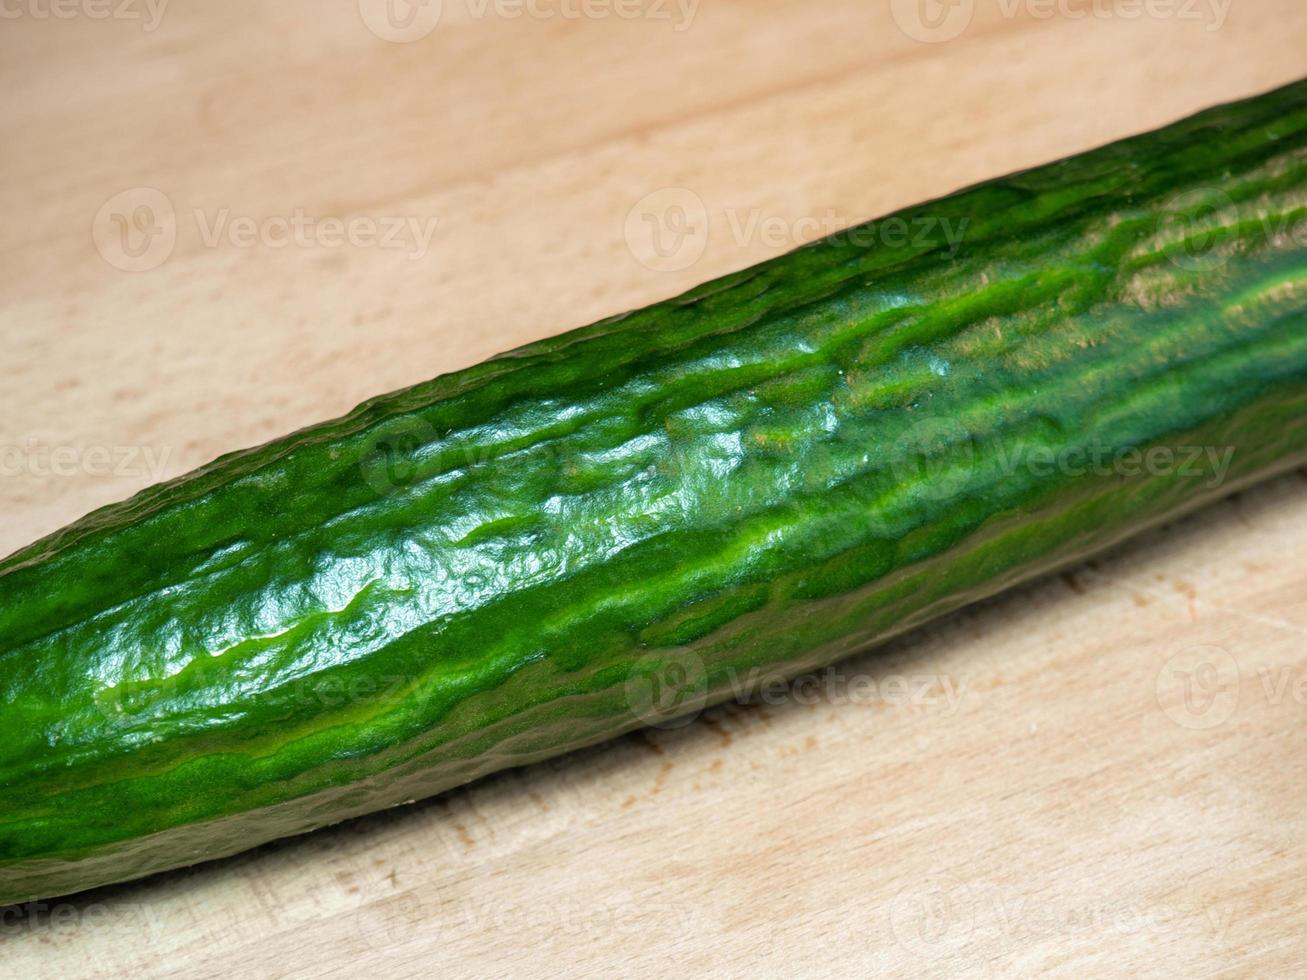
[4,80,1307,906]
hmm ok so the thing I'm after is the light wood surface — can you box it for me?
[3,3,1306,977]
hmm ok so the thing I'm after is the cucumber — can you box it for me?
[4,78,1307,906]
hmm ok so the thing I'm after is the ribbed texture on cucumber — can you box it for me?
[3,78,1307,904]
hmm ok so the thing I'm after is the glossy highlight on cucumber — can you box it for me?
[4,77,1307,905]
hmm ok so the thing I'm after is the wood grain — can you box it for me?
[2,2,1305,976]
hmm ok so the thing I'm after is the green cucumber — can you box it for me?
[4,78,1307,906]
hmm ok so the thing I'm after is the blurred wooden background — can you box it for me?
[2,1,1305,976]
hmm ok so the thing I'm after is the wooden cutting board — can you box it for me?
[3,2,1305,976]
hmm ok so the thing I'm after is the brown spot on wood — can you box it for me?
[453,823,475,850]
[651,760,674,796]
[635,730,665,757]
[1173,578,1198,621]
[725,699,774,727]
[528,791,550,813]
[1132,592,1152,608]
[804,735,818,752]
[703,716,732,747]
[709,758,724,774]
[1060,571,1086,595]
[335,870,359,895]
[622,795,637,809]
